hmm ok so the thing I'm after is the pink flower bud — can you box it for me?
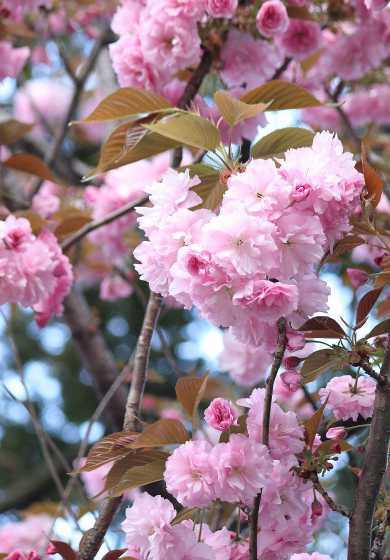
[374,252,390,267]
[280,369,301,392]
[6,552,25,560]
[283,355,301,369]
[286,329,305,351]
[256,0,289,37]
[311,497,323,519]
[206,0,238,18]
[204,398,237,431]
[47,543,57,555]
[346,268,368,289]
[326,426,347,440]
[312,433,322,451]
[291,183,312,202]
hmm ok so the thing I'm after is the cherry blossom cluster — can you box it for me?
[121,388,324,559]
[0,215,73,326]
[0,514,53,557]
[135,132,364,350]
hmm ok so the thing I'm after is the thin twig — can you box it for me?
[61,196,148,252]
[325,82,360,153]
[271,57,292,80]
[249,317,287,560]
[311,473,350,518]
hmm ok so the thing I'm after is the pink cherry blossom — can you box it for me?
[206,0,238,18]
[204,398,237,431]
[326,426,347,439]
[280,369,301,392]
[164,440,217,507]
[279,19,322,59]
[210,434,272,504]
[346,268,368,289]
[256,1,289,37]
[0,515,53,555]
[290,554,331,560]
[0,42,30,80]
[319,375,376,421]
[100,275,133,302]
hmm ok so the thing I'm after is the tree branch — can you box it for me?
[249,317,287,560]
[311,473,350,518]
[348,335,390,560]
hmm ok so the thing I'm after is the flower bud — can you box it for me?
[326,426,347,439]
[280,369,301,392]
[346,268,368,289]
[311,497,323,519]
[283,355,301,369]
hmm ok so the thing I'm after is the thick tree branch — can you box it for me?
[250,317,287,560]
[348,335,390,560]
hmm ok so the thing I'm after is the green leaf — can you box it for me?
[175,374,209,427]
[0,119,33,144]
[365,319,390,339]
[299,316,346,339]
[4,154,60,183]
[109,460,167,497]
[356,288,383,326]
[131,419,190,449]
[301,349,349,384]
[76,88,172,123]
[214,90,270,127]
[144,112,221,151]
[252,127,314,158]
[304,400,327,448]
[240,80,322,110]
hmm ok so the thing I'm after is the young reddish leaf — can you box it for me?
[315,439,353,455]
[78,431,138,472]
[301,349,349,383]
[240,80,322,109]
[356,288,383,326]
[304,399,327,448]
[3,154,61,183]
[0,119,33,145]
[54,212,92,240]
[175,375,209,426]
[365,319,390,339]
[109,459,167,497]
[76,88,172,123]
[48,541,77,560]
[299,316,346,339]
[287,5,315,19]
[376,299,390,318]
[331,235,366,257]
[252,127,314,159]
[131,419,189,449]
[374,271,390,288]
[214,90,270,127]
[361,142,383,207]
[144,112,221,151]
[101,549,127,560]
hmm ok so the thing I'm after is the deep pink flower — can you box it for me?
[256,0,289,37]
[204,398,237,431]
[326,426,347,439]
[279,19,322,59]
[346,268,368,289]
[206,0,238,18]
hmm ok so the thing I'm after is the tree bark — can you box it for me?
[348,337,390,560]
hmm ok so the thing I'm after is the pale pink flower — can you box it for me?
[279,19,322,59]
[149,522,214,560]
[290,554,331,560]
[233,280,299,321]
[111,0,144,35]
[78,459,112,498]
[0,42,29,79]
[204,398,237,431]
[31,182,61,219]
[218,329,273,386]
[256,1,289,37]
[346,268,368,289]
[100,275,133,302]
[238,388,304,462]
[280,369,301,393]
[220,30,283,89]
[201,525,233,560]
[319,375,376,421]
[364,0,389,9]
[0,515,53,555]
[164,440,217,507]
[206,0,238,18]
[286,330,306,352]
[210,434,272,504]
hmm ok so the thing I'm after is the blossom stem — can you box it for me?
[249,317,287,560]
[348,335,390,560]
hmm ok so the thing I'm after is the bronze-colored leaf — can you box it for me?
[104,450,169,493]
[315,439,353,455]
[3,154,60,183]
[54,212,92,240]
[301,349,349,383]
[175,375,209,426]
[131,419,189,449]
[49,541,77,560]
[374,271,390,288]
[0,119,33,145]
[171,507,200,525]
[240,80,322,110]
[101,549,127,560]
[356,288,383,326]
[252,127,314,158]
[15,210,46,235]
[79,431,138,472]
[300,49,324,74]
[77,88,172,123]
[109,459,167,497]
[364,320,390,338]
[304,400,327,448]
[287,5,315,19]
[214,91,270,127]
[331,235,366,257]
[299,316,346,339]
[144,113,221,151]
[361,142,383,207]
[377,300,390,318]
